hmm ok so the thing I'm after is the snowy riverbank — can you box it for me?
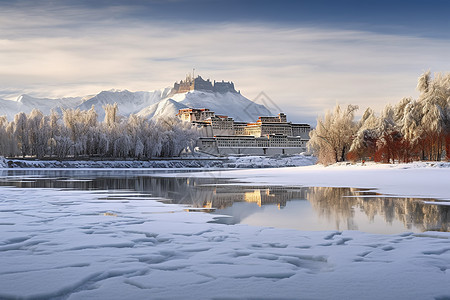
[1,154,316,169]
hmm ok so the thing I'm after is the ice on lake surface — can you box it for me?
[1,169,450,299]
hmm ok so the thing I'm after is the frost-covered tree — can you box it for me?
[399,100,421,144]
[417,70,431,94]
[0,116,13,156]
[4,121,17,157]
[144,122,162,158]
[421,101,445,160]
[27,109,50,158]
[62,106,98,157]
[349,107,379,161]
[0,101,201,160]
[173,118,199,155]
[349,71,449,163]
[415,71,449,160]
[308,104,358,165]
[13,112,30,158]
[375,105,406,163]
[155,116,199,157]
[114,131,132,158]
[54,127,72,160]
[127,114,146,159]
[48,110,60,157]
[103,103,119,127]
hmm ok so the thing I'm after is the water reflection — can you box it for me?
[305,187,450,233]
[0,169,448,233]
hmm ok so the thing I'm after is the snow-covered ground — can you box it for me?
[0,163,449,299]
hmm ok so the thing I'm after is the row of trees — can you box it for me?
[0,104,199,159]
[309,71,450,164]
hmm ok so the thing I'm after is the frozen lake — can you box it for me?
[1,169,447,234]
[1,167,450,299]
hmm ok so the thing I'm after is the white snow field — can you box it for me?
[0,164,449,299]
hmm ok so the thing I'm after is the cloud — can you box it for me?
[0,3,449,124]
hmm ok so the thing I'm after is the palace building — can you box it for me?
[177,108,215,122]
[170,74,239,96]
[177,108,311,156]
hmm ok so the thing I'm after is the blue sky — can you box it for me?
[1,0,449,123]
[38,0,449,36]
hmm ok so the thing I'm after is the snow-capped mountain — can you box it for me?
[78,88,172,121]
[0,86,272,122]
[136,98,188,120]
[167,90,271,122]
[137,90,272,121]
[0,98,22,120]
[0,95,85,120]
[16,94,84,112]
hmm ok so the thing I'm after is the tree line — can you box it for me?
[308,71,450,164]
[0,103,199,159]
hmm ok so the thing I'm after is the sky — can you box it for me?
[1,0,449,124]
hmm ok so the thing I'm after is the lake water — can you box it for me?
[0,169,448,234]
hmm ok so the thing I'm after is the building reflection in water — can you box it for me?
[0,170,448,233]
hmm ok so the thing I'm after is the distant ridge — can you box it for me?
[0,75,272,122]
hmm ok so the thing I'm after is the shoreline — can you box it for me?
[0,155,316,169]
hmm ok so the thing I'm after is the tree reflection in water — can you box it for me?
[306,187,450,232]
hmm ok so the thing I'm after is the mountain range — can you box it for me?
[0,87,272,122]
